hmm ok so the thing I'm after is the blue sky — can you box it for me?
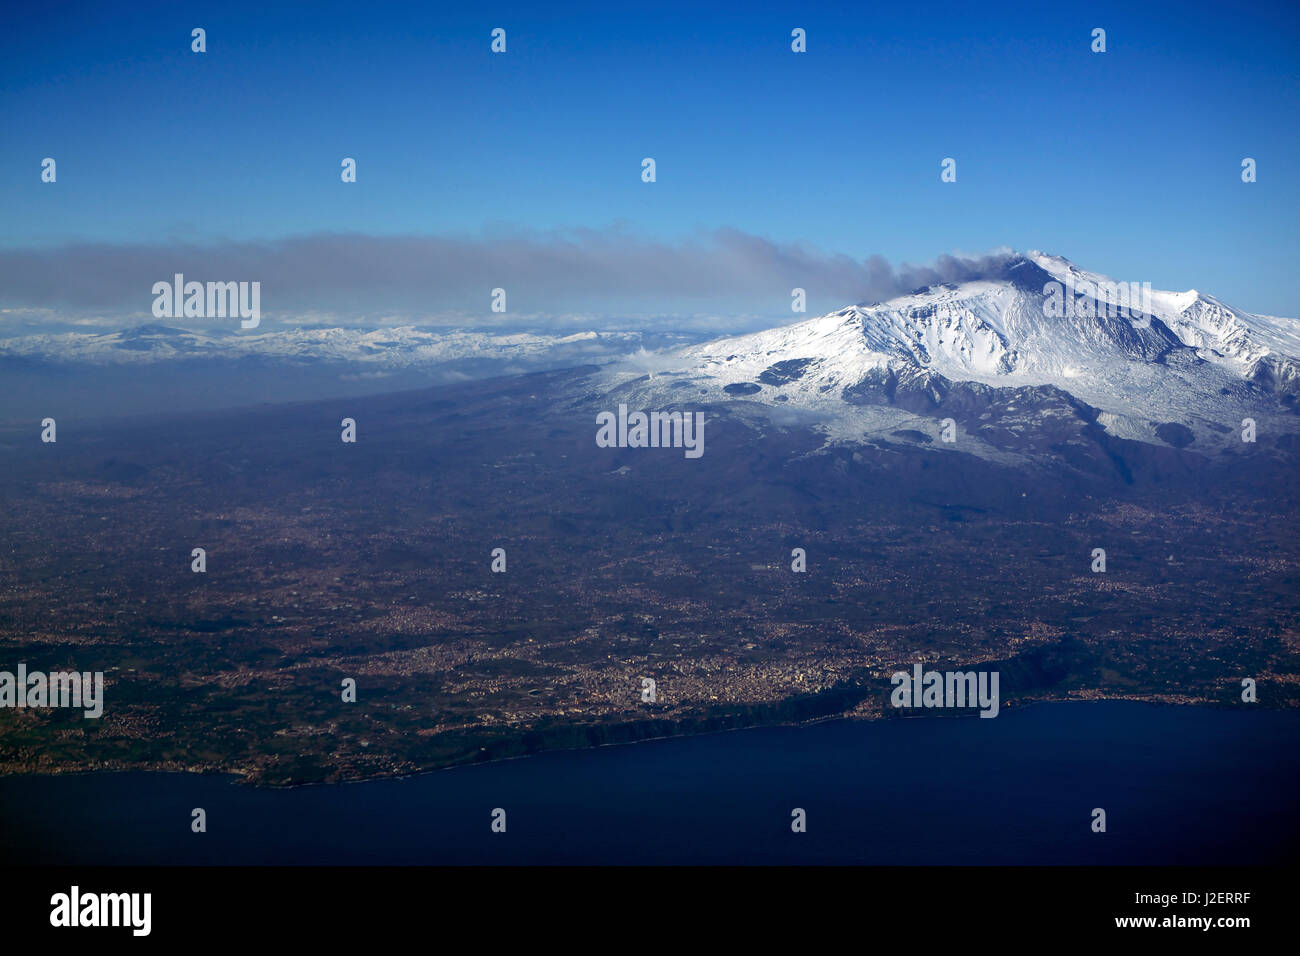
[2,0,1298,320]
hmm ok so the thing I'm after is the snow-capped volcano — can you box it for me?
[594,252,1300,458]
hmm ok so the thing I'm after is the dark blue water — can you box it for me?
[2,701,1296,864]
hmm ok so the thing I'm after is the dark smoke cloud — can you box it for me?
[0,229,1019,331]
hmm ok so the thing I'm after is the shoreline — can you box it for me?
[0,693,1280,791]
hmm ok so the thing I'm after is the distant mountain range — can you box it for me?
[0,324,673,368]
